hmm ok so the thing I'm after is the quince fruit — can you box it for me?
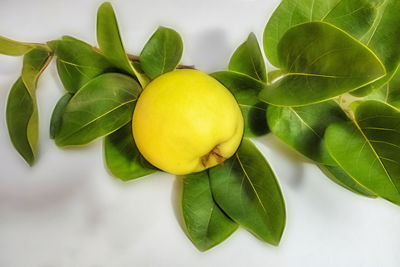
[132,69,243,175]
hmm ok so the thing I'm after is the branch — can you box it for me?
[126,53,195,69]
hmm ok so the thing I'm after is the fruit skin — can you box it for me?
[132,69,244,175]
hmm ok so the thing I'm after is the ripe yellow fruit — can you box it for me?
[132,69,244,175]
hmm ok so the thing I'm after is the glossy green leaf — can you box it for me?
[181,171,238,251]
[325,100,400,205]
[229,33,266,82]
[49,93,73,139]
[211,71,268,137]
[104,123,156,181]
[352,0,400,96]
[55,73,141,147]
[0,35,35,56]
[48,36,116,93]
[6,47,52,165]
[96,2,149,87]
[264,0,379,67]
[259,22,386,106]
[267,100,348,165]
[140,26,183,79]
[209,138,285,245]
[319,164,376,197]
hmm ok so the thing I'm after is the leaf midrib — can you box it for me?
[57,98,136,143]
[353,118,399,192]
[289,107,321,137]
[235,153,267,214]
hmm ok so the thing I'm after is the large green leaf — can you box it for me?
[55,73,141,147]
[49,93,73,139]
[325,100,400,205]
[352,0,400,96]
[104,123,156,181]
[48,36,116,93]
[259,22,386,106]
[96,2,149,87]
[140,26,183,79]
[319,165,376,197]
[229,33,266,82]
[267,100,347,165]
[0,35,35,56]
[209,138,285,245]
[6,47,52,165]
[211,71,268,137]
[181,171,238,251]
[264,0,379,67]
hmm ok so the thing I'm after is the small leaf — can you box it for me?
[140,26,183,79]
[181,171,238,251]
[55,73,141,147]
[319,164,376,198]
[229,33,266,82]
[96,2,149,87]
[325,100,400,205]
[50,93,73,139]
[209,138,286,245]
[0,35,35,56]
[48,36,116,93]
[366,66,400,109]
[352,0,400,96]
[22,46,52,94]
[6,47,52,165]
[104,123,156,181]
[6,78,36,165]
[211,71,268,137]
[267,100,348,165]
[264,0,379,67]
[259,22,386,106]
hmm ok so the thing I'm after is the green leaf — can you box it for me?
[6,47,52,165]
[267,100,348,165]
[259,22,386,106]
[6,79,36,165]
[104,123,156,181]
[319,164,377,198]
[48,36,116,93]
[264,0,379,67]
[0,35,35,56]
[22,46,52,93]
[325,100,400,205]
[96,2,149,87]
[209,138,285,245]
[229,33,266,82]
[50,93,73,139]
[140,26,183,79]
[181,171,238,251]
[211,71,268,137]
[352,0,400,96]
[55,73,141,147]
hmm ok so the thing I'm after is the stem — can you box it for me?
[126,53,195,69]
[92,46,195,69]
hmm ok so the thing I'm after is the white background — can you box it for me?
[1,0,400,266]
